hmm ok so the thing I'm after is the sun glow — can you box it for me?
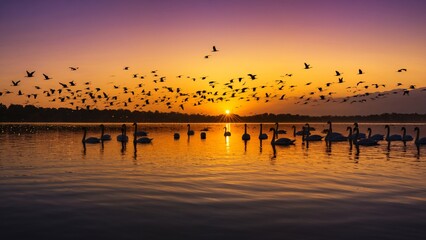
[225,110,230,115]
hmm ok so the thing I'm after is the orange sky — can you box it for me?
[1,0,426,115]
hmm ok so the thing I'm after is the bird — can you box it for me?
[11,80,20,86]
[82,127,101,144]
[174,133,180,139]
[275,122,287,137]
[397,68,407,72]
[325,121,347,142]
[358,69,364,75]
[204,55,211,59]
[224,127,231,136]
[247,74,257,80]
[187,124,195,136]
[25,70,35,77]
[353,127,378,146]
[367,128,384,141]
[304,62,311,69]
[353,123,366,139]
[212,46,218,52]
[269,128,295,146]
[43,74,52,80]
[200,132,207,139]
[69,67,79,71]
[292,125,307,137]
[335,71,342,76]
[134,136,153,144]
[133,122,148,136]
[401,127,414,142]
[258,123,268,140]
[414,127,426,145]
[116,124,129,142]
[303,124,323,141]
[100,124,112,141]
[385,125,402,142]
[242,124,251,140]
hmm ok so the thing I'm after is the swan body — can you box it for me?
[174,133,180,139]
[187,124,195,136]
[385,125,402,141]
[275,122,287,136]
[367,128,384,141]
[135,137,153,144]
[270,128,295,146]
[353,127,378,146]
[116,124,129,142]
[401,127,413,142]
[303,124,323,141]
[82,127,101,144]
[100,124,112,141]
[133,122,148,136]
[414,127,426,145]
[259,123,268,139]
[201,132,206,139]
[325,121,347,142]
[224,127,231,136]
[242,124,251,140]
[292,125,308,136]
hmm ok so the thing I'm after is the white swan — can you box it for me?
[133,122,148,136]
[385,125,402,141]
[187,124,195,136]
[270,128,295,146]
[325,121,347,142]
[258,123,268,140]
[367,128,384,141]
[401,127,413,142]
[224,127,231,136]
[100,124,111,141]
[303,124,323,141]
[242,124,251,140]
[116,124,129,142]
[353,127,379,146]
[82,127,101,144]
[414,127,426,145]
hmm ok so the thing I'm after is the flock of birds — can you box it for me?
[82,122,426,150]
[1,46,424,112]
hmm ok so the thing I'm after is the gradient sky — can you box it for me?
[1,0,426,115]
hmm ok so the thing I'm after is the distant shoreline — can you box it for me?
[1,104,426,123]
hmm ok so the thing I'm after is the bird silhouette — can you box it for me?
[11,80,20,86]
[43,74,52,80]
[358,69,364,75]
[304,63,311,69]
[397,68,407,72]
[335,71,342,76]
[25,70,35,77]
[212,46,218,52]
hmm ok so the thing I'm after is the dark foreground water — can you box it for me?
[1,123,426,240]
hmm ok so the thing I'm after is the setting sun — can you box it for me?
[225,110,230,115]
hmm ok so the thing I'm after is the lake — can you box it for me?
[1,122,425,240]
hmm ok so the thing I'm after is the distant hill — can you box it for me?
[1,104,425,123]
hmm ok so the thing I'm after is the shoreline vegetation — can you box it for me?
[1,104,426,123]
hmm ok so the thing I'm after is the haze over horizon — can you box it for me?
[1,0,426,116]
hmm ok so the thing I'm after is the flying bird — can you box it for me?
[335,71,342,76]
[43,74,52,80]
[212,46,218,52]
[11,80,20,86]
[247,74,257,80]
[358,69,364,75]
[26,70,35,77]
[397,68,407,72]
[304,62,311,69]
[69,67,79,71]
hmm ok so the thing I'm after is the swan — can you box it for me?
[116,124,129,142]
[201,132,206,139]
[82,127,101,144]
[352,123,366,139]
[414,127,426,145]
[187,124,195,136]
[242,124,251,140]
[303,124,323,141]
[353,127,379,146]
[224,127,231,136]
[275,122,287,136]
[385,125,402,141]
[401,127,414,142]
[270,128,295,146]
[133,122,148,136]
[174,133,180,139]
[325,121,347,142]
[258,123,268,140]
[367,128,384,141]
[292,125,307,137]
[134,137,153,144]
[100,124,111,141]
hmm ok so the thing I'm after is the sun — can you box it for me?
[225,109,230,115]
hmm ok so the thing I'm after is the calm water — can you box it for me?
[1,123,426,240]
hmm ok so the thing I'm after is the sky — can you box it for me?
[1,0,426,116]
